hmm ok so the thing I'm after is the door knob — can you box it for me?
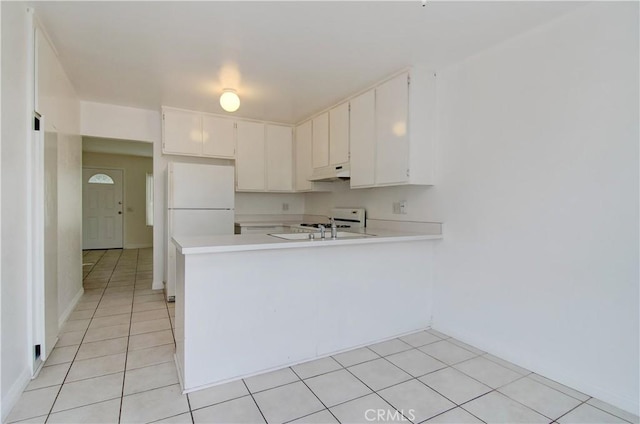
[118,211,122,215]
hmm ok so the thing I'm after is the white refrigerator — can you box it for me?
[165,162,235,301]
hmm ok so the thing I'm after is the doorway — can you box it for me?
[82,168,124,249]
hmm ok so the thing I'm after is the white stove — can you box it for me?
[290,208,366,233]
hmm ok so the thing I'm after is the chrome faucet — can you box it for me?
[330,217,338,239]
[318,224,326,239]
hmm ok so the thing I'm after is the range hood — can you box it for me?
[308,164,350,182]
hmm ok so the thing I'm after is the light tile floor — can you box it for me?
[6,248,639,424]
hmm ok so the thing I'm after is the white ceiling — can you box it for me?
[31,1,584,124]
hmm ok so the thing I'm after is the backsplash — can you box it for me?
[235,192,305,215]
[304,181,440,223]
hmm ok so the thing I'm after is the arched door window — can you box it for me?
[88,173,115,184]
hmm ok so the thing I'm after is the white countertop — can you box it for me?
[173,228,442,255]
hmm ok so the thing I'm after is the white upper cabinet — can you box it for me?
[295,120,313,191]
[236,121,265,191]
[312,112,329,169]
[202,115,235,158]
[375,72,410,185]
[163,107,235,159]
[350,68,436,188]
[162,108,202,156]
[266,124,293,191]
[349,90,376,188]
[329,102,349,166]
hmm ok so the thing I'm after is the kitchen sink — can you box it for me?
[269,232,375,240]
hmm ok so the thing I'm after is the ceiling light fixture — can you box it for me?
[220,89,240,112]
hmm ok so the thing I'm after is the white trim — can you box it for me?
[124,243,153,249]
[0,366,31,423]
[26,7,44,378]
[57,287,84,330]
[152,279,165,291]
[0,0,3,420]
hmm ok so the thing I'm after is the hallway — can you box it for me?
[6,248,181,423]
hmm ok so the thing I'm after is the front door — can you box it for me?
[82,168,124,249]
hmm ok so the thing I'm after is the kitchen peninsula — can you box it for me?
[172,228,441,392]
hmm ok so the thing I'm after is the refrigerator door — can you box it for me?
[168,162,234,209]
[166,209,235,300]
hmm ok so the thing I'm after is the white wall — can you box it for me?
[305,182,437,222]
[81,101,159,143]
[1,3,32,420]
[79,101,165,288]
[37,23,83,328]
[236,192,305,215]
[430,2,638,414]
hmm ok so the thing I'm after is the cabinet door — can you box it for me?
[329,102,349,165]
[295,121,313,191]
[266,124,293,191]
[350,90,376,188]
[236,121,265,191]
[312,112,329,168]
[163,109,202,155]
[202,115,235,158]
[375,73,409,185]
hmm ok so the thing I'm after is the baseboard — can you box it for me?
[431,324,640,416]
[124,243,153,249]
[58,286,84,329]
[1,366,31,423]
[152,279,164,291]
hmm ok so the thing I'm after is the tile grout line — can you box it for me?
[489,375,591,423]
[118,248,140,424]
[335,356,417,423]
[368,345,549,424]
[300,338,505,424]
[43,249,116,423]
[374,353,460,424]
[241,378,269,424]
[425,338,620,422]
[544,398,590,424]
[184,390,196,424]
[286,366,341,424]
[12,250,162,423]
[228,342,476,422]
